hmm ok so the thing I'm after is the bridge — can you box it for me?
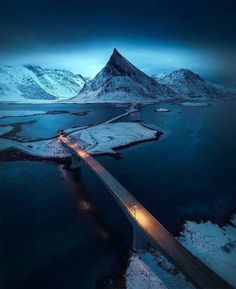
[60,134,233,289]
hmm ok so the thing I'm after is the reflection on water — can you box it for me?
[57,163,111,242]
[80,200,93,211]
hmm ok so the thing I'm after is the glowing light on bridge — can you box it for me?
[78,150,89,158]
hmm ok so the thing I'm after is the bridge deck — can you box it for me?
[61,135,233,289]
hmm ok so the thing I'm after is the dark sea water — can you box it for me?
[1,100,236,289]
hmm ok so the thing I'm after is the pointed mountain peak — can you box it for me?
[108,48,127,64]
[112,48,120,56]
[100,48,140,79]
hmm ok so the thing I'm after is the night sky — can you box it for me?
[1,0,236,83]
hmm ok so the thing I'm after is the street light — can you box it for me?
[58,130,64,135]
[128,203,138,218]
[133,204,138,218]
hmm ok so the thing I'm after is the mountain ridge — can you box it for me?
[0,49,235,103]
[157,68,235,99]
[0,64,86,102]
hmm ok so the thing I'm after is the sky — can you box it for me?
[0,0,236,84]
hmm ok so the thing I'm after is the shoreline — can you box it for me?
[105,208,236,289]
[0,129,163,162]
[96,248,132,289]
[101,207,236,289]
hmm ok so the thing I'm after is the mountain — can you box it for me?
[1,53,234,103]
[0,65,87,102]
[76,49,177,102]
[157,69,235,99]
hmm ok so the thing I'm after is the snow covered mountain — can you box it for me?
[157,69,235,99]
[0,65,86,102]
[1,52,235,103]
[76,49,177,102]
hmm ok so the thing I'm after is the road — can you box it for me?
[60,103,138,137]
[60,135,233,289]
[104,103,138,124]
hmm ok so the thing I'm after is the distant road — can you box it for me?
[61,103,138,137]
[61,135,233,289]
[104,103,138,124]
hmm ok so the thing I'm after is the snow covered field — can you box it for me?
[71,122,158,154]
[126,215,236,289]
[126,253,193,289]
[0,122,159,158]
[181,102,209,107]
[0,110,47,118]
[179,216,236,287]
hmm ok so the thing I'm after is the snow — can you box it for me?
[181,102,209,107]
[0,65,86,102]
[0,137,70,158]
[126,253,193,289]
[73,122,158,155]
[179,217,236,288]
[0,126,13,136]
[0,122,159,158]
[126,255,168,289]
[154,108,170,112]
[1,54,235,104]
[158,69,235,100]
[75,49,177,102]
[126,215,236,289]
[152,72,168,81]
[0,110,47,118]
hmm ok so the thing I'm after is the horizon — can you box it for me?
[0,46,233,85]
[1,0,236,85]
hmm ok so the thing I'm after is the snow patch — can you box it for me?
[154,108,171,112]
[179,217,236,288]
[181,102,209,107]
[0,110,47,118]
[126,253,193,289]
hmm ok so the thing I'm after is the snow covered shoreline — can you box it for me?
[0,109,70,119]
[125,214,236,289]
[0,110,47,118]
[0,122,162,160]
[181,102,209,107]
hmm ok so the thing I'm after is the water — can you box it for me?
[0,103,125,140]
[1,100,236,289]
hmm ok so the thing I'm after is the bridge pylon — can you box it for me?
[70,152,81,169]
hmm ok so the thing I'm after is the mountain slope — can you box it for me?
[0,65,86,102]
[157,69,235,99]
[76,49,177,102]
